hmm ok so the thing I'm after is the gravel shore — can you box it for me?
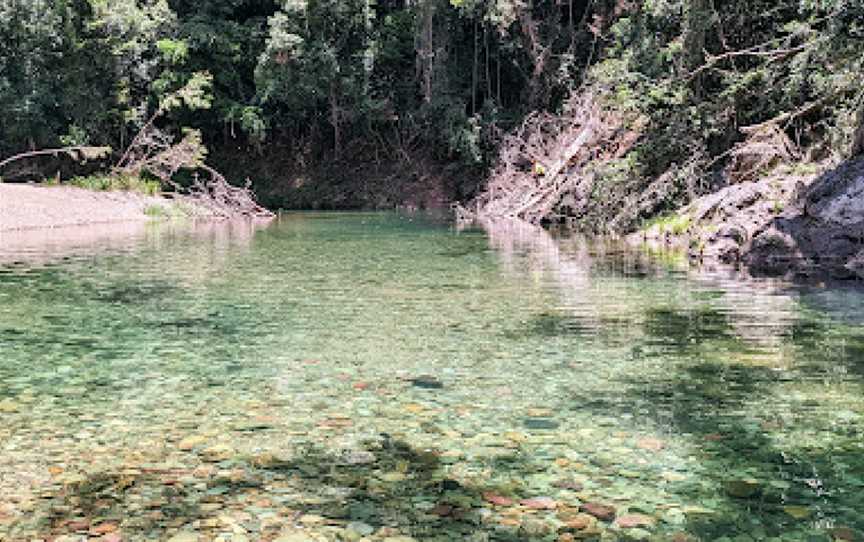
[0,183,175,232]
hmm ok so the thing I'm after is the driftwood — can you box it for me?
[117,124,273,219]
[458,90,625,224]
[0,146,112,172]
[185,165,274,219]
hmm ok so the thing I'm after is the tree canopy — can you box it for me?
[1,0,862,215]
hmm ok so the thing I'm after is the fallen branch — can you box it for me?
[0,146,112,172]
[685,38,823,81]
[185,165,275,219]
[459,89,627,224]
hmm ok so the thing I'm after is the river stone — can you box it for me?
[560,513,594,531]
[347,521,375,536]
[724,480,761,498]
[341,450,376,465]
[522,518,552,536]
[520,497,557,510]
[200,444,235,462]
[615,514,654,529]
[168,533,200,542]
[483,492,514,506]
[410,376,443,389]
[380,471,407,483]
[179,435,208,450]
[523,418,560,430]
[552,479,584,491]
[831,527,862,541]
[782,506,810,520]
[580,502,616,521]
[0,399,19,413]
[273,534,317,542]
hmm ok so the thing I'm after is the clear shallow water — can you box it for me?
[0,214,862,542]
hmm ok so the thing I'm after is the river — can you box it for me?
[0,213,862,541]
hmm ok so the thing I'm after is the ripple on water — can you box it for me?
[0,214,863,541]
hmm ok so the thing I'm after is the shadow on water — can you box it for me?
[30,438,557,542]
[603,358,864,539]
[474,218,864,540]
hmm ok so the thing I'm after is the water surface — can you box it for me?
[1,214,863,542]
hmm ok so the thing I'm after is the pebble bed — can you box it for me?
[0,214,862,542]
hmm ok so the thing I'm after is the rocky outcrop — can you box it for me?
[746,157,864,278]
[634,157,864,279]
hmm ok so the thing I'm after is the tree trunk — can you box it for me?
[472,21,479,115]
[416,0,435,103]
[853,105,864,157]
[330,84,341,160]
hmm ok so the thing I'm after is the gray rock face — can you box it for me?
[659,156,864,279]
[746,157,864,278]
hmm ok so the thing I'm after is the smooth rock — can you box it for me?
[410,376,443,389]
[90,522,119,535]
[636,438,665,452]
[273,534,317,542]
[346,521,375,536]
[724,479,761,498]
[483,492,514,507]
[179,436,208,451]
[552,479,584,491]
[520,497,557,510]
[380,471,407,483]
[831,527,861,541]
[200,444,235,463]
[523,418,560,430]
[167,533,200,542]
[568,515,595,531]
[615,514,654,529]
[782,506,810,520]
[580,502,616,521]
[0,399,19,413]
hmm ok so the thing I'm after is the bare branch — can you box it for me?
[0,146,112,172]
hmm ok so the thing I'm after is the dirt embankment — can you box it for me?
[0,183,190,232]
[634,156,864,280]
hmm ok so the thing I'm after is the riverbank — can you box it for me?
[0,183,205,232]
[633,156,864,280]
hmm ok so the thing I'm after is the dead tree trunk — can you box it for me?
[458,91,625,224]
[330,83,342,161]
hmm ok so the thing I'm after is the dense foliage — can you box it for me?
[0,0,862,218]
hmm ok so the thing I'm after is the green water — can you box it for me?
[0,214,862,542]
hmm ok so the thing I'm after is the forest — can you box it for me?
[1,0,863,230]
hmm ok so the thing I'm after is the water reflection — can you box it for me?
[475,217,864,540]
[0,219,270,268]
[0,214,862,541]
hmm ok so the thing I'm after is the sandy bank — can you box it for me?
[0,183,184,232]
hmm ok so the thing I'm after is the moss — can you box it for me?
[643,213,693,236]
